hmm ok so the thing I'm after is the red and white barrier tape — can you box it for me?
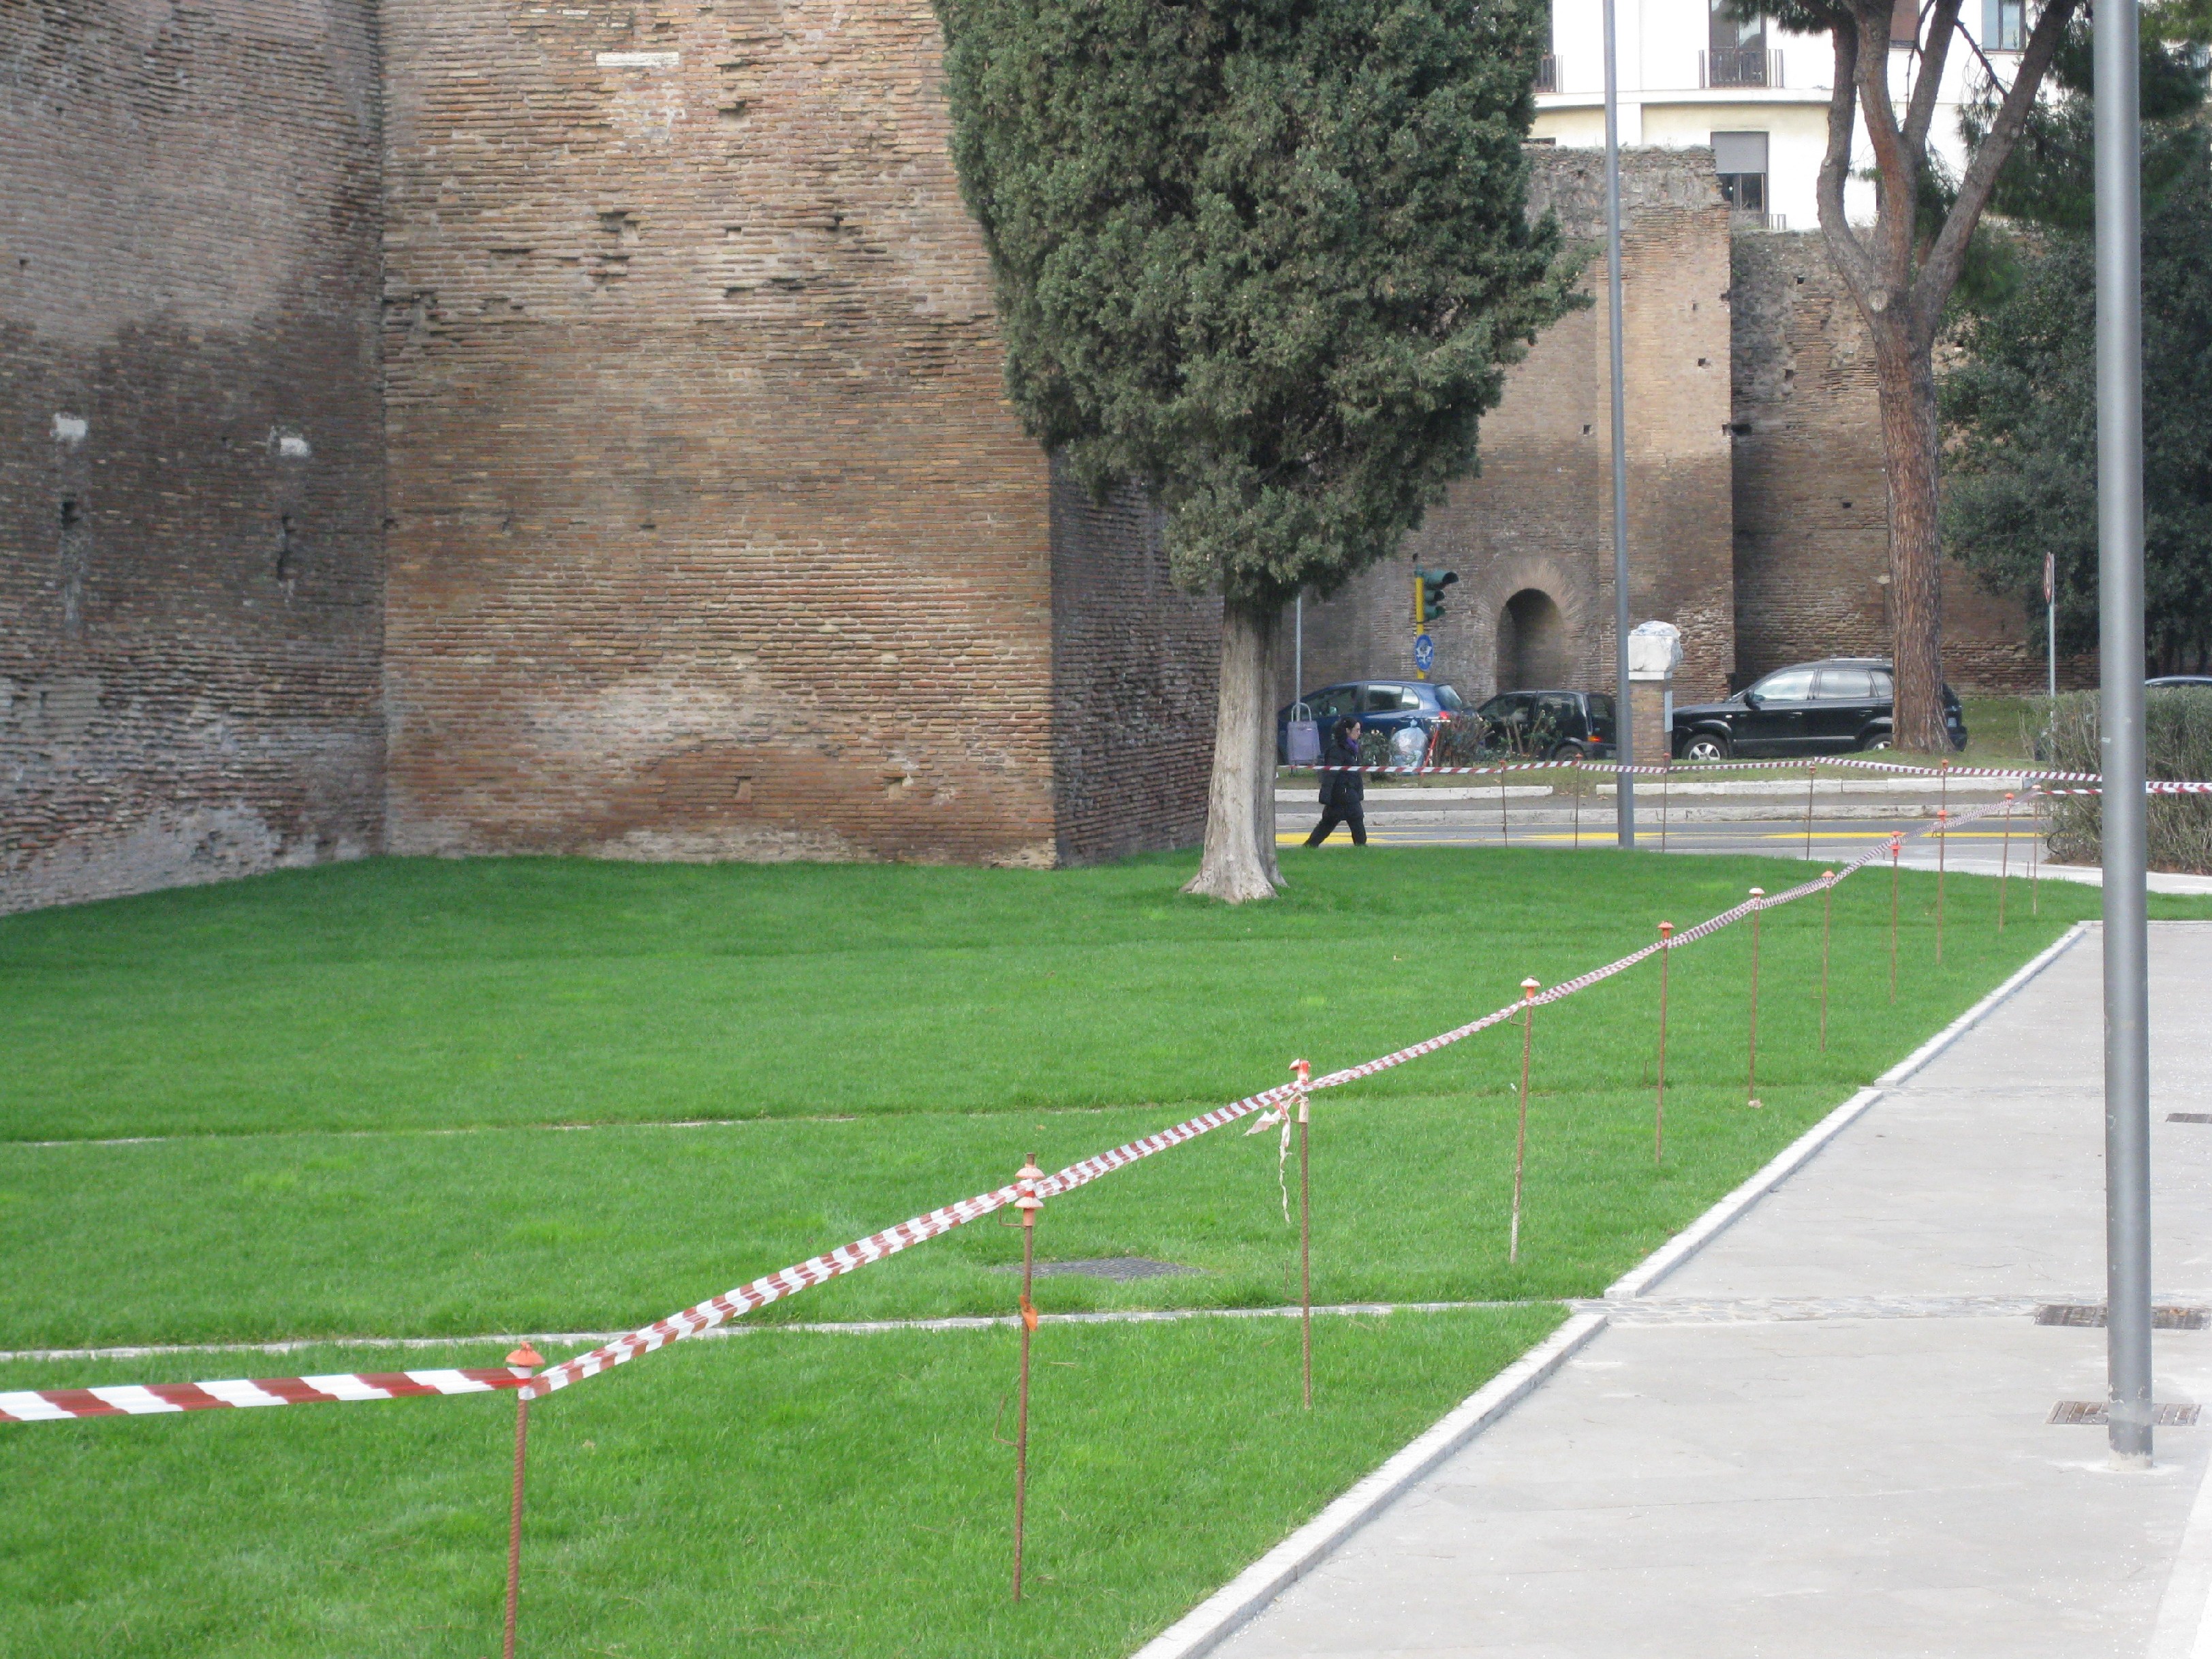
[5,794,2016,1424]
[0,1367,529,1424]
[1290,755,2212,789]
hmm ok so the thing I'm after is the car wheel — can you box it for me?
[1548,741,1585,762]
[1681,733,1730,762]
[1860,730,1893,752]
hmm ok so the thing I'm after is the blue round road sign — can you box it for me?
[1413,632,1435,672]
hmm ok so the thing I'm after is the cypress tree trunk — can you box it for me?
[1185,596,1285,903]
[1875,327,1950,752]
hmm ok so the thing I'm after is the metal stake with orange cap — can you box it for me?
[1819,870,1835,1051]
[1888,832,1903,1003]
[1745,888,1766,1108]
[1935,807,1950,965]
[1292,1059,1313,1408]
[1510,978,1539,1263]
[501,1340,543,1659]
[1010,1154,1043,1602]
[1654,922,1674,1164]
[1804,760,1818,858]
[1998,792,2015,930]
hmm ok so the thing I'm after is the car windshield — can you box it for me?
[1435,684,1465,711]
[1753,668,1816,701]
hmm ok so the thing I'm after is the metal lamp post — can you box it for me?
[2096,0,2152,1468]
[1603,0,1635,846]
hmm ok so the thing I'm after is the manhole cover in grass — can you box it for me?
[996,1257,1197,1282]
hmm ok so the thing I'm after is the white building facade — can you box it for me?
[1533,0,2027,229]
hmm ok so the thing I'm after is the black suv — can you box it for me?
[1672,659,1965,759]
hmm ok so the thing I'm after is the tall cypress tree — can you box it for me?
[935,0,1578,899]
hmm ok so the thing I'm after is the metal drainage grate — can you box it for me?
[997,1257,1197,1282]
[2169,1113,2212,1125]
[2035,1304,2210,1329]
[2049,1401,2202,1426]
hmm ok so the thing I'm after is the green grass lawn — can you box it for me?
[4,845,2202,1658]
[0,1308,1561,1659]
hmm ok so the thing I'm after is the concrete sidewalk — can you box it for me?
[1211,922,2212,1658]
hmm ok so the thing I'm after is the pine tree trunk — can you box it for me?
[1874,327,1950,753]
[1185,595,1285,903]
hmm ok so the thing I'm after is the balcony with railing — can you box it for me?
[1698,46,1785,88]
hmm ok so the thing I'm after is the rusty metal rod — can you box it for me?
[1296,1060,1312,1408]
[1746,888,1765,1107]
[1510,978,1538,1263]
[1012,1154,1042,1601]
[1820,871,1833,1052]
[1655,922,1673,1164]
[501,1342,542,1659]
[1999,793,2014,931]
[1889,835,1901,1004]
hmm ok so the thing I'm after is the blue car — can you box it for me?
[1277,680,1466,764]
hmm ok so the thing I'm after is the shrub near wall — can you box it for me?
[2044,689,2212,873]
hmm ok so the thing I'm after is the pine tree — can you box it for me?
[934,0,1579,899]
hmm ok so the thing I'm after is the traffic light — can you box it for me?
[1414,567,1459,626]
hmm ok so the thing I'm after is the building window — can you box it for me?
[1982,0,2023,50]
[1711,130,1770,225]
[1708,0,1768,85]
[1891,0,1920,44]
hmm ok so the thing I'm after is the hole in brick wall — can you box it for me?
[1581,423,1593,436]
[1784,368,1796,381]
[276,514,297,583]
[735,777,755,803]
[1841,499,1854,510]
[1697,357,1709,367]
[59,498,88,636]
[719,102,751,122]
[1795,274,1807,284]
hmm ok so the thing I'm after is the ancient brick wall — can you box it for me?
[1287,146,1736,715]
[0,1,388,914]
[379,0,1212,868]
[1730,232,2070,693]
[1048,461,1219,864]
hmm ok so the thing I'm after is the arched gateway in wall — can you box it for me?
[1497,588,1571,691]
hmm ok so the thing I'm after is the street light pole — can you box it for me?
[2096,0,2152,1469]
[1602,0,1635,846]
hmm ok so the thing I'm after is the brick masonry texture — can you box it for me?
[378,0,1215,869]
[0,1,388,914]
[1730,232,2065,694]
[5,9,2059,918]
[1290,147,1737,712]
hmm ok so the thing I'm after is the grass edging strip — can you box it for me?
[1134,920,2093,1659]
[1129,1311,1607,1659]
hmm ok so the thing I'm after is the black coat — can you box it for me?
[1320,730,1365,811]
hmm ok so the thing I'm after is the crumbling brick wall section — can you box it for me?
[1730,232,2051,692]
[1048,459,1219,864]
[1288,146,1736,711]
[0,1,388,914]
[379,0,1066,867]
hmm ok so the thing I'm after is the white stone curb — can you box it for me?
[1130,918,2096,1659]
[1127,1311,1608,1659]
[1605,920,2091,1303]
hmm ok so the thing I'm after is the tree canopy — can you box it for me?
[933,0,1580,609]
[1941,5,2212,676]
[933,0,1580,898]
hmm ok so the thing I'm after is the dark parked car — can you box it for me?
[1277,680,1465,764]
[1473,689,1617,760]
[1672,658,1965,760]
